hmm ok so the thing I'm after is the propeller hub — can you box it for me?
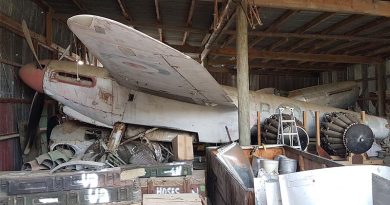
[19,62,47,93]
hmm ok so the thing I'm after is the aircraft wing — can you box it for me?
[67,15,233,106]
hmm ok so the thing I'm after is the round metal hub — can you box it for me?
[343,123,374,154]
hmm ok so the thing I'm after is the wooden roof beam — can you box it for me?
[210,47,383,64]
[182,0,197,45]
[116,0,132,21]
[253,0,390,17]
[286,14,363,51]
[222,30,390,43]
[249,10,298,48]
[71,0,87,12]
[346,17,389,35]
[308,16,389,53]
[200,0,236,62]
[268,12,335,51]
[208,60,346,71]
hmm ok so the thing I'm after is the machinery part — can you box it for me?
[320,112,372,156]
[117,141,159,165]
[261,114,309,150]
[50,121,110,156]
[107,122,126,152]
[343,124,374,154]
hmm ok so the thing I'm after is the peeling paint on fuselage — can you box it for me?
[42,61,390,143]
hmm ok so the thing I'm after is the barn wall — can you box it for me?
[0,0,72,170]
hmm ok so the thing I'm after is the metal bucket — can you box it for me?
[252,155,264,177]
[259,159,279,174]
[278,157,297,174]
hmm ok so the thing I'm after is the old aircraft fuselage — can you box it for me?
[19,60,390,143]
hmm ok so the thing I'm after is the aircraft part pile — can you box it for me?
[321,112,374,156]
[21,121,174,172]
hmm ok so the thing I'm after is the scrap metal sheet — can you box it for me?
[279,166,390,205]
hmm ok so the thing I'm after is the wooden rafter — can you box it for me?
[71,0,87,12]
[221,30,390,43]
[116,0,132,21]
[201,0,236,62]
[210,47,383,64]
[309,16,389,53]
[249,10,298,48]
[344,43,383,55]
[208,60,347,71]
[268,12,335,51]
[347,17,389,35]
[182,0,197,45]
[286,14,364,51]
[154,0,163,42]
[253,0,390,17]
[53,13,209,34]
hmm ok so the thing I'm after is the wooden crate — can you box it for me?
[140,170,205,197]
[206,145,343,205]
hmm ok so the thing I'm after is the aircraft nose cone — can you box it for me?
[19,63,45,93]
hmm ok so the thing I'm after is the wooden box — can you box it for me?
[172,135,194,161]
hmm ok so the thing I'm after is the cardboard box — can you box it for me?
[172,135,194,161]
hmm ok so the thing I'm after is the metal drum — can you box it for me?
[278,157,297,174]
[259,159,279,174]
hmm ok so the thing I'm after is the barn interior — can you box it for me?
[1,0,390,204]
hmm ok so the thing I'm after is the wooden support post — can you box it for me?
[376,63,386,116]
[360,111,366,124]
[315,111,331,159]
[45,8,53,46]
[257,111,261,145]
[237,0,250,145]
[302,111,307,130]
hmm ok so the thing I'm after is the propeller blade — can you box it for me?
[24,92,45,154]
[59,44,71,61]
[21,20,43,70]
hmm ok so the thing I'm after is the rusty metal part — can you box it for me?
[121,127,158,145]
[107,122,126,152]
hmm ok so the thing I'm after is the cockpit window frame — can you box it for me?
[49,71,96,88]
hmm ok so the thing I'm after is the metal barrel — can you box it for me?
[278,157,297,174]
[259,159,279,174]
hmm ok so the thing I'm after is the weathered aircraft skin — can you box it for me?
[18,15,390,144]
[257,81,360,109]
[19,60,388,143]
[287,81,360,109]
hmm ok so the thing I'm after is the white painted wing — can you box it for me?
[67,15,233,106]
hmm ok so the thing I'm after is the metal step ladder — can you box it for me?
[277,107,302,150]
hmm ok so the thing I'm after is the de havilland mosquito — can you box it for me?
[18,15,389,156]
